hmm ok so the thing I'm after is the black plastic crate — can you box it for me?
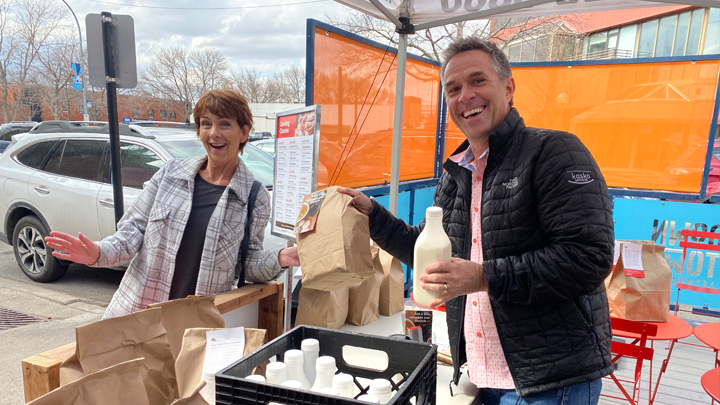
[215,325,437,405]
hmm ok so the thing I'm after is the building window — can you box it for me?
[686,8,705,55]
[637,19,658,58]
[132,108,139,118]
[61,101,69,112]
[703,7,720,55]
[655,15,677,57]
[170,111,176,120]
[588,32,608,54]
[521,40,535,62]
[673,11,691,56]
[508,43,521,62]
[617,25,637,57]
[160,109,167,120]
[148,109,154,119]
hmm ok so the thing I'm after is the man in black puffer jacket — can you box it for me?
[340,38,614,404]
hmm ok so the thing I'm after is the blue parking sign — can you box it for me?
[71,63,82,90]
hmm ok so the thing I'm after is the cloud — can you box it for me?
[71,0,351,76]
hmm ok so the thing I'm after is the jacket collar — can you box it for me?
[167,155,254,204]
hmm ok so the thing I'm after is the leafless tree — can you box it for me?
[29,31,78,120]
[228,68,284,103]
[0,0,67,122]
[279,65,305,104]
[138,46,228,120]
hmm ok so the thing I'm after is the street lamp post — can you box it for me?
[61,0,89,121]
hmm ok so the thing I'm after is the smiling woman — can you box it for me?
[44,89,300,319]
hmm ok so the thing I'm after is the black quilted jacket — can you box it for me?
[369,108,615,396]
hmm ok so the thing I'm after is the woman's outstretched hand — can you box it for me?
[44,231,101,265]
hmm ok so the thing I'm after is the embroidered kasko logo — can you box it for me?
[503,177,519,189]
[567,170,594,185]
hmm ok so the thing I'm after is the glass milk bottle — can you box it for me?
[413,207,451,307]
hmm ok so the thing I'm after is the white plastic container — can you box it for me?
[244,375,266,383]
[332,373,354,398]
[281,380,303,389]
[358,394,380,403]
[301,338,320,384]
[201,370,216,405]
[265,362,287,385]
[284,350,312,389]
[310,356,336,392]
[367,378,392,404]
[319,387,340,396]
[413,207,451,307]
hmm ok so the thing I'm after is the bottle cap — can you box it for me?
[369,378,392,394]
[281,380,303,389]
[244,374,266,382]
[319,387,339,396]
[284,349,304,364]
[203,369,216,381]
[332,373,353,388]
[425,206,443,218]
[315,356,336,371]
[301,338,320,352]
[265,362,287,375]
[358,394,380,403]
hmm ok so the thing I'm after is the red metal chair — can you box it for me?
[605,317,659,405]
[676,230,720,319]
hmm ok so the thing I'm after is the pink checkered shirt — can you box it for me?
[449,146,515,389]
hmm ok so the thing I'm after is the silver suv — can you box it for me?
[0,121,279,282]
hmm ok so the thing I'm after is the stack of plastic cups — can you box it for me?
[368,379,392,404]
[265,362,287,385]
[332,373,355,398]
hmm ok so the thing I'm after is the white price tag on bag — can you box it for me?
[203,327,246,375]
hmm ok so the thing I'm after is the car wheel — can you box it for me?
[12,216,68,282]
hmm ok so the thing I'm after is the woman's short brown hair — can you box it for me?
[193,89,254,152]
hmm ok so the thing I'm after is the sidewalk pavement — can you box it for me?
[0,278,106,405]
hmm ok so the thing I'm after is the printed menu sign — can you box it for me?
[272,105,320,240]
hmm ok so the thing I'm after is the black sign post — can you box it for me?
[101,12,124,226]
[86,12,137,228]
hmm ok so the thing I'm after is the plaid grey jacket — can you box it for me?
[95,155,284,318]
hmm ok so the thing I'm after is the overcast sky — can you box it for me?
[64,0,353,75]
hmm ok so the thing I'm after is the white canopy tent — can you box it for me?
[331,0,720,214]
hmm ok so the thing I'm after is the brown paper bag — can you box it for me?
[346,245,384,326]
[28,359,150,405]
[175,327,268,398]
[59,352,84,386]
[147,295,226,360]
[295,286,349,329]
[75,307,177,405]
[378,248,405,316]
[171,381,209,405]
[606,241,672,322]
[298,186,374,290]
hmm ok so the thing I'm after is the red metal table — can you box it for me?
[612,314,694,405]
[702,368,720,402]
[695,322,720,368]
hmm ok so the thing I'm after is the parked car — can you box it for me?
[0,140,11,154]
[0,121,37,141]
[251,139,275,157]
[0,121,282,282]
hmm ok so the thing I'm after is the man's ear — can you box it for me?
[505,76,516,102]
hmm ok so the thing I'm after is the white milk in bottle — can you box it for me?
[413,207,451,307]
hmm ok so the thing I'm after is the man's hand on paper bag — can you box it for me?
[421,258,488,307]
[337,187,372,215]
[278,246,300,267]
[44,231,101,265]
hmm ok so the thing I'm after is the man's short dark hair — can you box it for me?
[440,37,512,83]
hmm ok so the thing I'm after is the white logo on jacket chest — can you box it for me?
[502,177,519,189]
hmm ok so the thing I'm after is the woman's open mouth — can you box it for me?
[210,143,227,150]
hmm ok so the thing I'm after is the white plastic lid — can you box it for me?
[265,362,287,375]
[244,375,266,382]
[281,380,303,389]
[319,387,339,396]
[332,373,353,388]
[358,394,380,403]
[284,349,304,364]
[425,206,443,218]
[203,369,216,381]
[315,356,336,371]
[301,338,320,352]
[369,378,392,394]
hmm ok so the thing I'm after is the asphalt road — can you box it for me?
[0,241,122,405]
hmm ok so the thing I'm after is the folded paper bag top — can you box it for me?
[297,186,375,290]
[28,358,150,405]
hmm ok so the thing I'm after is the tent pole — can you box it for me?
[389,32,407,215]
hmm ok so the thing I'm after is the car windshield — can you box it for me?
[158,139,275,188]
